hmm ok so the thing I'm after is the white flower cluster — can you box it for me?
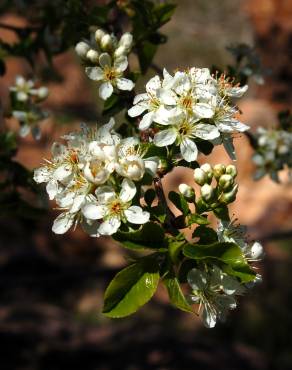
[252,127,292,181]
[10,76,49,139]
[187,220,263,328]
[33,118,158,236]
[128,69,249,162]
[75,29,135,100]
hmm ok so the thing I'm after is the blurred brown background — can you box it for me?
[1,0,292,369]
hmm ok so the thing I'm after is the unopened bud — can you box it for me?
[213,164,225,179]
[37,87,49,100]
[219,184,238,203]
[75,41,90,58]
[225,164,237,178]
[218,174,234,191]
[201,184,214,202]
[200,163,213,183]
[114,45,127,58]
[178,183,195,201]
[86,49,99,63]
[249,242,264,259]
[101,34,113,50]
[95,29,106,43]
[194,168,207,185]
[119,32,133,50]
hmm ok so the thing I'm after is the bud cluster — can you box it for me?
[252,127,292,182]
[9,75,49,139]
[194,163,238,205]
[34,118,158,236]
[75,29,134,100]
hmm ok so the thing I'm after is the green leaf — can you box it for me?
[183,242,255,283]
[168,191,189,216]
[164,271,193,313]
[154,3,177,25]
[192,225,218,244]
[114,222,166,251]
[144,188,156,207]
[187,213,209,226]
[168,240,184,264]
[102,256,160,317]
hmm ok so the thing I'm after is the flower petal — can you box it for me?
[193,102,215,118]
[120,178,136,202]
[139,111,155,130]
[99,82,113,100]
[98,217,121,235]
[180,138,198,162]
[153,128,177,147]
[128,103,147,117]
[85,66,104,81]
[34,167,50,183]
[194,123,220,140]
[99,52,111,67]
[124,206,150,224]
[114,56,128,72]
[187,268,208,291]
[95,186,116,203]
[46,179,58,200]
[52,212,75,234]
[82,204,106,220]
[146,75,161,94]
[157,88,177,105]
[116,78,134,91]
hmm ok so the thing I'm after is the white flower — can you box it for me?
[85,53,134,100]
[128,70,172,130]
[187,267,242,328]
[82,178,149,235]
[115,137,158,180]
[153,112,220,162]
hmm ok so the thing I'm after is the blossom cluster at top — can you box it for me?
[75,29,135,100]
[252,126,292,182]
[34,118,158,236]
[128,68,249,162]
[10,75,49,139]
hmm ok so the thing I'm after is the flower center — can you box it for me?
[181,96,193,109]
[104,66,118,82]
[110,200,122,215]
[177,120,193,138]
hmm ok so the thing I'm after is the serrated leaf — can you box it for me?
[102,256,160,317]
[192,225,218,244]
[168,240,184,263]
[168,191,189,216]
[183,242,255,283]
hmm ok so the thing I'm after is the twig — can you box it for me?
[153,177,177,235]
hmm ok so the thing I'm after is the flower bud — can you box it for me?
[114,45,127,58]
[119,32,133,50]
[86,49,99,63]
[218,174,234,191]
[194,168,207,185]
[213,164,226,179]
[225,164,237,178]
[179,183,195,201]
[200,163,213,183]
[75,41,90,58]
[219,184,238,203]
[249,242,264,259]
[200,184,214,202]
[37,86,49,100]
[95,29,106,43]
[101,34,113,50]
